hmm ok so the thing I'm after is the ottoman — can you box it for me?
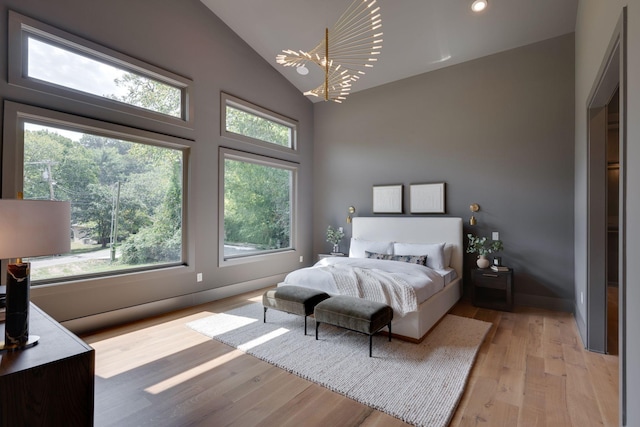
[262,286,330,335]
[314,296,393,357]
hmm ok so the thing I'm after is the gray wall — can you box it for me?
[0,0,314,330]
[575,1,640,424]
[313,34,575,310]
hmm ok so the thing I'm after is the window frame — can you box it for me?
[218,147,298,267]
[2,100,191,284]
[221,92,298,154]
[8,10,194,129]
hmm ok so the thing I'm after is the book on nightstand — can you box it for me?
[491,265,509,272]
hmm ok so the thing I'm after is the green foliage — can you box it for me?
[24,127,182,258]
[226,106,291,147]
[23,130,95,201]
[120,227,181,264]
[466,234,504,256]
[326,226,344,245]
[111,73,181,118]
[106,74,184,262]
[121,158,183,264]
[24,74,295,272]
[224,159,291,250]
[22,73,186,280]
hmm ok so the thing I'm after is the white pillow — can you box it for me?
[349,238,394,258]
[394,242,446,270]
[444,243,454,268]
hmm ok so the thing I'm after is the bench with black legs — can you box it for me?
[262,286,330,335]
[314,295,393,357]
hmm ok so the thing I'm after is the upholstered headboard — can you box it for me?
[351,217,463,278]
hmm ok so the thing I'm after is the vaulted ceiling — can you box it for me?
[201,0,578,102]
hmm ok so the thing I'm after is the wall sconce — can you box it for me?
[469,203,479,225]
[347,206,356,224]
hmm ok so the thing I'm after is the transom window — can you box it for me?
[222,93,297,151]
[27,36,182,118]
[9,11,193,127]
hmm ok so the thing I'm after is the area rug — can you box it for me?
[186,303,491,427]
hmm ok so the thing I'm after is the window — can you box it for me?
[27,37,182,118]
[3,102,188,284]
[222,93,297,151]
[219,95,299,265]
[4,12,193,285]
[220,148,297,262]
[9,11,193,127]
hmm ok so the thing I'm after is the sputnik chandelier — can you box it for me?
[276,0,383,103]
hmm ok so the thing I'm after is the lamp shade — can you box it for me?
[0,199,71,259]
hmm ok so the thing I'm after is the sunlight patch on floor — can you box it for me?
[238,327,288,351]
[91,294,270,380]
[92,310,217,379]
[144,348,245,395]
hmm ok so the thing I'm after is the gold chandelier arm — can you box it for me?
[275,0,382,103]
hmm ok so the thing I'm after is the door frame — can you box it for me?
[585,7,626,423]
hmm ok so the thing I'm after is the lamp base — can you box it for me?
[4,262,32,348]
[0,335,39,352]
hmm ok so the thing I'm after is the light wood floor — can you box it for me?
[83,288,619,427]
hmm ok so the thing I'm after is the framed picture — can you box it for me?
[372,184,403,213]
[409,182,445,214]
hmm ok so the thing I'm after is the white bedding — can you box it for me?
[280,256,452,315]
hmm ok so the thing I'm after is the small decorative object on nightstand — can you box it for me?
[466,233,503,269]
[471,267,513,311]
[326,225,345,254]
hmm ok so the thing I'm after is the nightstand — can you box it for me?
[471,268,513,311]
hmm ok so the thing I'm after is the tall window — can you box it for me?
[222,150,296,260]
[4,104,188,284]
[220,94,298,264]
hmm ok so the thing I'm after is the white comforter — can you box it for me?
[280,257,446,316]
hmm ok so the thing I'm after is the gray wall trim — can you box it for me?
[574,304,587,348]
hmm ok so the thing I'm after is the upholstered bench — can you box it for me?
[262,286,330,335]
[314,296,393,357]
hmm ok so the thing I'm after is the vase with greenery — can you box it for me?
[466,233,503,268]
[326,225,345,254]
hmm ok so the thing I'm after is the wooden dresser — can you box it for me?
[0,303,94,426]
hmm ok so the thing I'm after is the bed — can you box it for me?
[280,217,463,342]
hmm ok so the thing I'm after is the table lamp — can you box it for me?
[0,198,70,351]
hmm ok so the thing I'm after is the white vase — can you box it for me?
[476,255,490,269]
[332,244,340,254]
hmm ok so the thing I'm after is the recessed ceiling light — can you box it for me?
[471,0,488,12]
[296,65,309,76]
